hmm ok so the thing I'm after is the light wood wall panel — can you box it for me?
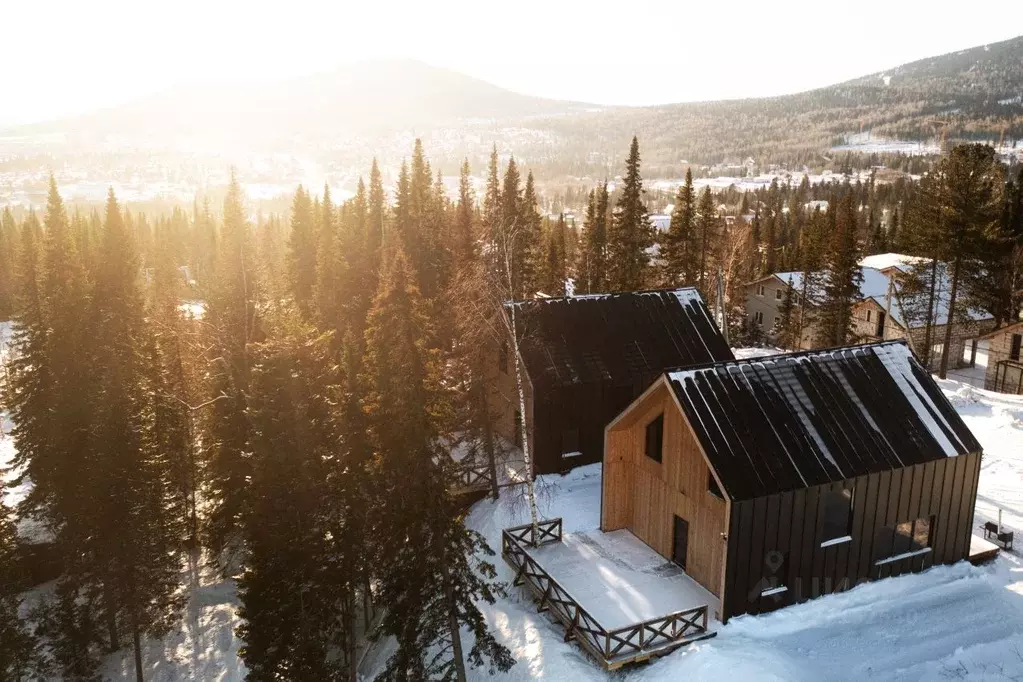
[602,381,728,598]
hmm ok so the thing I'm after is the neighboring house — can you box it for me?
[602,341,983,622]
[746,253,995,370]
[490,289,733,475]
[978,321,1023,394]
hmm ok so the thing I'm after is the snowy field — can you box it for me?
[4,344,1023,680]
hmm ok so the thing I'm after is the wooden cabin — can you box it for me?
[602,341,983,622]
[490,288,733,475]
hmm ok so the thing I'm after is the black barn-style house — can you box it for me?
[490,288,733,475]
[602,340,983,621]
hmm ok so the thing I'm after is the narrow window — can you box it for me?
[757,284,765,297]
[1011,333,1022,362]
[644,414,664,464]
[866,309,872,322]
[499,340,509,374]
[820,489,852,544]
[754,311,764,326]
[513,409,522,448]
[708,472,723,499]
[775,288,783,300]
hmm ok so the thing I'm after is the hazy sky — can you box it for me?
[4,0,1021,127]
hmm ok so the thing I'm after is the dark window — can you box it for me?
[499,340,509,373]
[708,472,723,499]
[775,288,783,300]
[1011,333,1022,361]
[875,516,934,561]
[644,414,664,463]
[821,489,852,543]
[513,409,522,448]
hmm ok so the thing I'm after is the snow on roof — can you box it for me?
[858,252,929,272]
[665,341,981,500]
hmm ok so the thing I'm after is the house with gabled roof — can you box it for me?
[747,255,994,368]
[602,341,983,621]
[490,288,733,475]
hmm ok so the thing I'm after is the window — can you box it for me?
[756,284,766,297]
[866,309,872,322]
[1011,333,1022,362]
[708,472,723,499]
[753,311,764,326]
[644,414,664,463]
[499,341,509,374]
[820,489,852,544]
[775,288,783,300]
[874,516,934,564]
[513,410,522,448]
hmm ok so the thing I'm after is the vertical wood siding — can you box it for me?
[722,451,981,621]
[602,383,728,602]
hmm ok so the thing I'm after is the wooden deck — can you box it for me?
[969,533,1001,565]
[501,519,715,670]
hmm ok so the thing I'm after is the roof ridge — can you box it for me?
[663,340,910,376]
[505,286,701,306]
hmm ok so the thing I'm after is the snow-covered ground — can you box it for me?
[5,343,1023,680]
[457,373,1023,681]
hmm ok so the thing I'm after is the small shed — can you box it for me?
[491,288,733,475]
[602,341,982,621]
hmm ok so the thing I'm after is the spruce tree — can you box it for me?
[0,207,16,319]
[659,169,697,287]
[816,192,862,347]
[455,159,476,268]
[90,189,184,681]
[0,477,43,680]
[695,186,716,295]
[204,172,256,563]
[364,248,512,681]
[286,186,317,315]
[607,137,652,291]
[238,327,357,681]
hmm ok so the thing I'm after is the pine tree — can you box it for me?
[607,137,652,291]
[286,186,317,315]
[367,159,386,294]
[539,214,568,296]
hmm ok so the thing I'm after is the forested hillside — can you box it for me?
[7,36,1022,178]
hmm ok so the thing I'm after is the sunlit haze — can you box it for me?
[4,0,1021,127]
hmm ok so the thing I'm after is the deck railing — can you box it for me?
[501,519,712,669]
[451,460,494,494]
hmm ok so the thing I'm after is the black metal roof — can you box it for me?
[509,289,733,390]
[666,341,982,501]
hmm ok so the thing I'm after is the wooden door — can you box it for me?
[673,515,689,569]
